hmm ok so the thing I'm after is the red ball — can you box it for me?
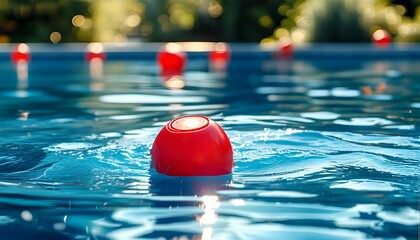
[209,42,231,63]
[151,116,234,176]
[11,43,31,64]
[85,43,106,61]
[280,41,293,57]
[372,29,392,47]
[273,39,293,59]
[157,43,187,74]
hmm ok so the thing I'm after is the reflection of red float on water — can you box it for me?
[157,43,187,75]
[372,29,392,47]
[160,74,185,90]
[361,82,387,96]
[151,116,234,176]
[85,43,106,62]
[11,43,31,64]
[160,67,184,80]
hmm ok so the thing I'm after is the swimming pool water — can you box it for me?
[0,44,419,240]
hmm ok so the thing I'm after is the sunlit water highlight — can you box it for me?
[0,50,418,240]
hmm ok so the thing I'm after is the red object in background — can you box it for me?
[157,43,187,75]
[209,42,231,71]
[209,42,231,64]
[274,39,293,59]
[85,43,106,61]
[160,68,184,81]
[151,115,234,176]
[372,29,392,47]
[11,43,31,64]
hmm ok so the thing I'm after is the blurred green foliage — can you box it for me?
[300,0,371,42]
[0,0,418,43]
[217,0,304,42]
[0,0,91,43]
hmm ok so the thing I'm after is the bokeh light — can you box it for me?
[0,0,418,43]
[50,31,61,44]
[263,0,420,45]
[72,15,85,27]
[208,0,223,17]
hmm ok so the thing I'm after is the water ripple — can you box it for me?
[100,94,207,104]
[231,130,419,180]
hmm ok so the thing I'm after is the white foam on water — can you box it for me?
[45,142,99,152]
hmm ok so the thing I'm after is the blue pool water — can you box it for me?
[0,44,419,240]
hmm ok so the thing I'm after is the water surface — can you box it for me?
[0,45,419,240]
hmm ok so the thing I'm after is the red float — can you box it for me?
[85,43,106,62]
[151,116,234,176]
[273,39,293,59]
[157,43,187,75]
[11,43,31,64]
[372,29,392,47]
[209,42,230,64]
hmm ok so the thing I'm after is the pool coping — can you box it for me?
[0,42,419,61]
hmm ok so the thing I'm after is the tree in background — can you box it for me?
[263,0,420,44]
[217,0,300,42]
[0,0,91,43]
[0,0,418,43]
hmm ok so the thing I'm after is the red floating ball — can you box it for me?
[209,42,231,71]
[280,41,293,57]
[11,43,31,64]
[372,29,392,47]
[151,115,234,176]
[273,39,293,59]
[157,43,187,74]
[209,42,231,63]
[85,43,106,62]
